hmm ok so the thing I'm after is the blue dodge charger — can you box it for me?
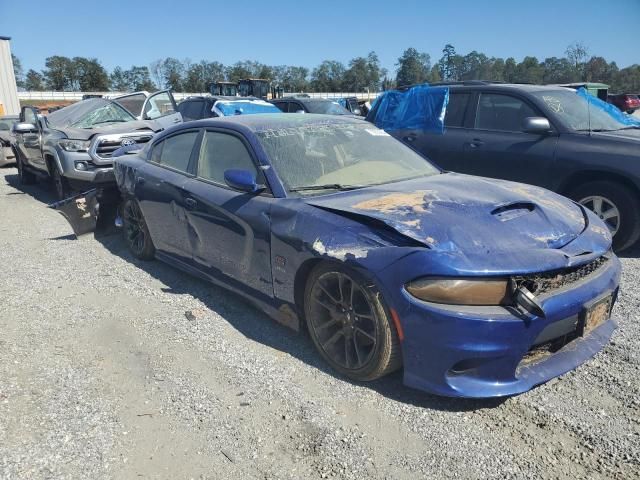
[65,113,621,398]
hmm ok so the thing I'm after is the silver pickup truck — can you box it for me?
[13,90,182,199]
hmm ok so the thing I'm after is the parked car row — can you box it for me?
[9,84,624,398]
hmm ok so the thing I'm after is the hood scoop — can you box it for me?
[491,202,536,222]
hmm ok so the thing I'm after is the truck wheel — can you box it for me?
[16,152,36,185]
[304,262,402,382]
[569,181,640,251]
[122,198,155,260]
[51,166,72,200]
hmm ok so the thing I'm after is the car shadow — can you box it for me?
[4,171,56,205]
[93,231,506,413]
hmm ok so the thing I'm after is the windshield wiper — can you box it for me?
[289,183,366,192]
[89,119,129,126]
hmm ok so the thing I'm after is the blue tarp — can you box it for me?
[371,84,449,133]
[215,100,281,116]
[576,87,640,127]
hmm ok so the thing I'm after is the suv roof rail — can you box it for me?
[396,80,504,91]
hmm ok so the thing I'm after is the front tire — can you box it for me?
[568,181,640,251]
[304,262,401,381]
[16,151,36,185]
[51,166,71,200]
[122,198,155,260]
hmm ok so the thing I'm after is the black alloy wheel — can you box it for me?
[122,198,155,260]
[305,263,401,381]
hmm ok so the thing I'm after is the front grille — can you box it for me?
[93,134,153,159]
[513,256,608,296]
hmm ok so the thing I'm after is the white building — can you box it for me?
[0,36,20,116]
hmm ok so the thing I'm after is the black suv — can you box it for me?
[367,82,640,250]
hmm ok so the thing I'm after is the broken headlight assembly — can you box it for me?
[58,139,90,152]
[406,277,546,316]
[406,278,510,306]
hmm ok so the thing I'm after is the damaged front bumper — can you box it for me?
[49,187,122,237]
[382,254,621,398]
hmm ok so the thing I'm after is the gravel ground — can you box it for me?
[0,167,638,480]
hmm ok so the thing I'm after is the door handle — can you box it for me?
[135,176,145,185]
[184,198,197,210]
[403,135,417,142]
[469,139,484,148]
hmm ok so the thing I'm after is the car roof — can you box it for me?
[0,115,18,119]
[183,95,260,102]
[436,82,571,93]
[186,113,366,133]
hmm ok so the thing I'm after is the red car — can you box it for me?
[607,93,640,114]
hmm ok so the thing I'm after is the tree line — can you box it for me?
[11,43,640,94]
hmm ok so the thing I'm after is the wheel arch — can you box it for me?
[43,150,63,176]
[558,170,640,200]
[293,257,324,323]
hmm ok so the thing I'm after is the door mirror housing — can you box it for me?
[224,169,262,193]
[522,117,552,134]
[13,122,38,134]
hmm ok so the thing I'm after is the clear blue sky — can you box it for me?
[1,0,638,74]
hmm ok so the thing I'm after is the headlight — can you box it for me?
[58,139,90,152]
[406,277,510,305]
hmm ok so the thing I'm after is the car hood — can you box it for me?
[591,128,640,143]
[305,173,587,254]
[54,120,164,141]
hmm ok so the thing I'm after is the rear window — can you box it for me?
[150,131,198,172]
[445,93,471,127]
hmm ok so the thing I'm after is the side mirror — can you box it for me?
[224,169,262,193]
[353,108,362,116]
[522,117,551,134]
[13,122,38,134]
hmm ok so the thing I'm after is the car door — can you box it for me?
[141,90,183,128]
[16,106,45,170]
[393,91,475,171]
[113,92,148,118]
[135,129,201,264]
[460,92,559,187]
[182,129,274,297]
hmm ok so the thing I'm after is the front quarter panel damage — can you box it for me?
[269,200,425,308]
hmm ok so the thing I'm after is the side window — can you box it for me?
[144,92,177,120]
[114,93,147,117]
[475,93,538,132]
[272,101,287,112]
[197,131,261,185]
[289,102,304,113]
[150,131,198,172]
[179,100,204,121]
[23,108,37,124]
[445,93,471,128]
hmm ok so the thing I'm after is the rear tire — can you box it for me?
[568,180,640,251]
[122,198,155,260]
[304,262,401,382]
[16,151,36,185]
